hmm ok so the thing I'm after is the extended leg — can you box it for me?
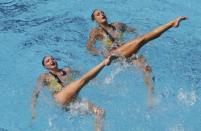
[54,56,112,105]
[132,55,154,93]
[86,101,105,131]
[112,16,187,57]
[132,55,154,105]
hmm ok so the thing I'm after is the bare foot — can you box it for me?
[173,16,188,27]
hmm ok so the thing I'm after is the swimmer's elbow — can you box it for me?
[87,46,100,55]
[32,93,38,105]
[86,41,95,51]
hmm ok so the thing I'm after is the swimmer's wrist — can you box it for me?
[102,59,108,66]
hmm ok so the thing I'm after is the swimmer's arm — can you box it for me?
[31,74,46,119]
[86,29,100,55]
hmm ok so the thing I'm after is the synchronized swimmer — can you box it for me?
[87,9,154,102]
[32,55,113,131]
[32,9,187,131]
[87,9,187,103]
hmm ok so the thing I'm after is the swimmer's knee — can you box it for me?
[143,31,162,43]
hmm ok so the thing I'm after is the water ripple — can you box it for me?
[0,0,15,5]
[0,16,56,32]
[17,15,88,49]
[0,2,29,18]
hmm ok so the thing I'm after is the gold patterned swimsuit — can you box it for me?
[47,70,74,93]
[101,25,124,50]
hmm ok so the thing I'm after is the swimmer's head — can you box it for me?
[42,55,58,70]
[91,9,107,24]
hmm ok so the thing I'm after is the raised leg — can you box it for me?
[112,16,187,57]
[132,55,154,105]
[54,56,112,105]
[86,101,105,131]
[132,56,154,92]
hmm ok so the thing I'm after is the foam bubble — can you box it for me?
[48,118,53,127]
[104,67,122,84]
[104,59,131,84]
[177,88,197,106]
[68,99,90,117]
[169,123,184,131]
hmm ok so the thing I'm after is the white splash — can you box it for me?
[104,66,123,84]
[48,118,53,127]
[177,88,197,106]
[169,123,185,131]
[48,117,57,131]
[68,99,90,117]
[104,59,131,84]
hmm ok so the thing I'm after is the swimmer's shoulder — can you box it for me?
[89,27,104,40]
[111,22,126,30]
[38,72,50,85]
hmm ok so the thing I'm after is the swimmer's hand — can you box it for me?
[31,106,37,120]
[103,55,116,66]
[32,111,36,119]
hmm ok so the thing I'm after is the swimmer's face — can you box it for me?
[43,56,58,70]
[93,10,107,24]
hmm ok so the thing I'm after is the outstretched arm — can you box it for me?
[31,74,46,119]
[86,29,100,55]
[54,56,113,105]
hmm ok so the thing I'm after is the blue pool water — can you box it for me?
[0,0,201,130]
